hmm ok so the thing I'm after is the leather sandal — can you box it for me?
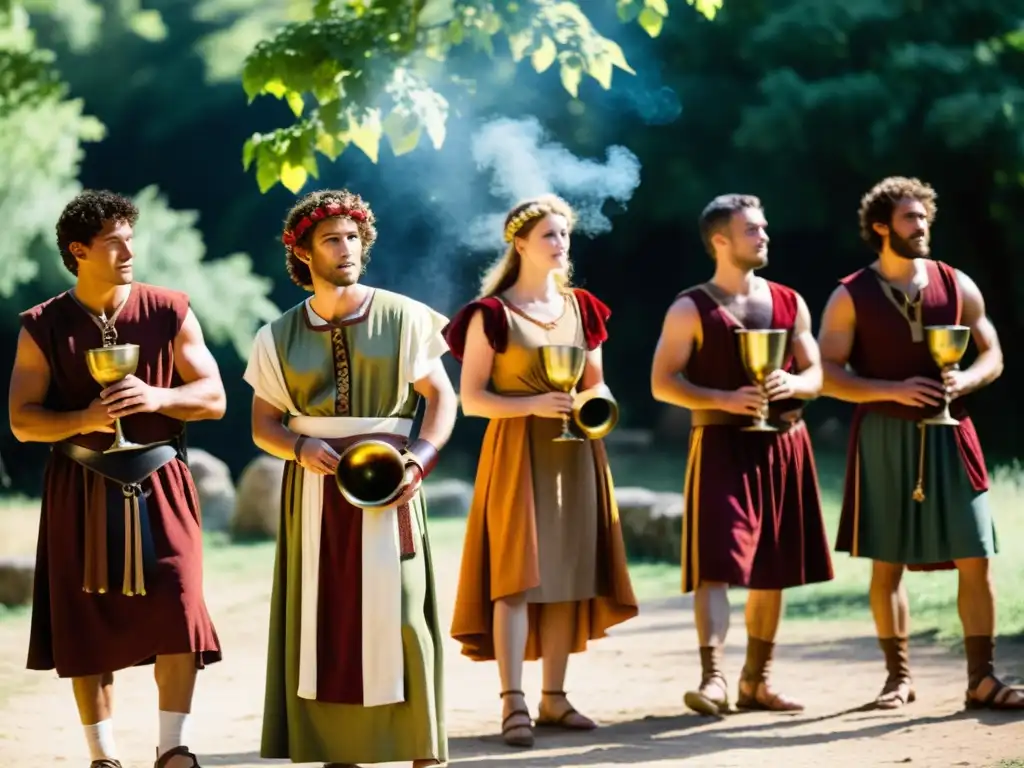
[875,675,916,709]
[965,674,1024,710]
[155,745,201,768]
[684,673,729,717]
[536,689,597,730]
[736,677,804,712]
[499,689,534,747]
[91,761,122,768]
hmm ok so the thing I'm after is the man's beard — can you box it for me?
[730,248,768,270]
[889,230,929,260]
[314,266,359,288]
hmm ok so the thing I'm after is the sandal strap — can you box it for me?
[541,689,566,696]
[501,708,532,732]
[499,689,525,698]
[156,746,200,768]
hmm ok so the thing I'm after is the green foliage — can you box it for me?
[0,0,280,359]
[240,0,719,193]
[0,98,103,297]
[121,187,280,359]
[193,0,315,83]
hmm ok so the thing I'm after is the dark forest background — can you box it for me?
[2,0,1022,490]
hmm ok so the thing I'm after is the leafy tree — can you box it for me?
[0,0,280,360]
[240,0,723,193]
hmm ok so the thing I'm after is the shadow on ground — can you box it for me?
[199,705,1024,768]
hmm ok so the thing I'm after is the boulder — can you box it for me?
[187,448,235,532]
[616,486,684,563]
[0,556,35,607]
[422,478,473,518]
[231,455,285,540]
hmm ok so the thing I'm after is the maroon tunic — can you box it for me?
[19,283,222,678]
[678,281,834,592]
[834,260,989,572]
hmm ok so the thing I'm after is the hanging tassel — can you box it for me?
[82,469,109,594]
[912,423,927,502]
[133,486,146,596]
[123,489,133,595]
[120,484,147,596]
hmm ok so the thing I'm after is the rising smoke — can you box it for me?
[461,116,643,253]
[344,111,644,313]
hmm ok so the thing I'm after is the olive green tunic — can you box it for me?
[243,288,449,765]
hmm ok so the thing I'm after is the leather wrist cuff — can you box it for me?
[293,434,309,463]
[404,438,439,478]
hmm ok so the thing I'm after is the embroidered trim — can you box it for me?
[330,328,352,415]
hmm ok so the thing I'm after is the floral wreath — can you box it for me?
[281,201,367,249]
[503,204,545,243]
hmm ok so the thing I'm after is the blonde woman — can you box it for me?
[444,194,638,748]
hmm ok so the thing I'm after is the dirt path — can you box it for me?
[0,548,1021,768]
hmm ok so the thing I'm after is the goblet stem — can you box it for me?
[553,412,583,443]
[104,416,143,453]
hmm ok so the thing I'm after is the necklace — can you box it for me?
[69,287,131,347]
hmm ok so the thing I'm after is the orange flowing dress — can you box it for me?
[443,288,638,662]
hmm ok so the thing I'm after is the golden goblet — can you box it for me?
[920,324,971,427]
[85,344,144,453]
[539,344,587,442]
[735,329,789,432]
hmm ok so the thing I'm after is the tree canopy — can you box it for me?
[239,0,722,193]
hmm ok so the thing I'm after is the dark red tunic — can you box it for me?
[19,283,222,678]
[834,260,989,571]
[678,281,834,592]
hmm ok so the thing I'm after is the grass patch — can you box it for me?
[781,462,1024,645]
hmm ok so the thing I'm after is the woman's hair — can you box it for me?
[477,194,577,298]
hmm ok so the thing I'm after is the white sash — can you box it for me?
[290,414,413,707]
[241,295,451,707]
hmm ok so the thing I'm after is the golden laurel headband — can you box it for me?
[503,205,545,243]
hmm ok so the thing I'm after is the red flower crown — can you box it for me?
[281,202,367,248]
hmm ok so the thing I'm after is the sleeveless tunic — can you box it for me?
[678,280,834,592]
[18,283,221,677]
[834,260,997,567]
[245,289,448,766]
[444,288,638,662]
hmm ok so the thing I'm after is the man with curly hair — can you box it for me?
[243,188,457,766]
[818,176,1021,711]
[8,189,226,768]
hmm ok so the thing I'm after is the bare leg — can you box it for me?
[683,582,730,716]
[494,593,533,746]
[153,653,199,767]
[957,557,1024,709]
[536,601,595,729]
[736,589,801,711]
[73,672,119,763]
[870,561,915,709]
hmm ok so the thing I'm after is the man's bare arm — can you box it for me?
[785,293,823,399]
[650,296,723,410]
[251,396,301,461]
[162,308,227,421]
[9,328,109,443]
[954,269,1003,395]
[412,358,458,451]
[818,286,897,404]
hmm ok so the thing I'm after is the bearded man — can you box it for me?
[817,176,1021,711]
[243,188,458,766]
